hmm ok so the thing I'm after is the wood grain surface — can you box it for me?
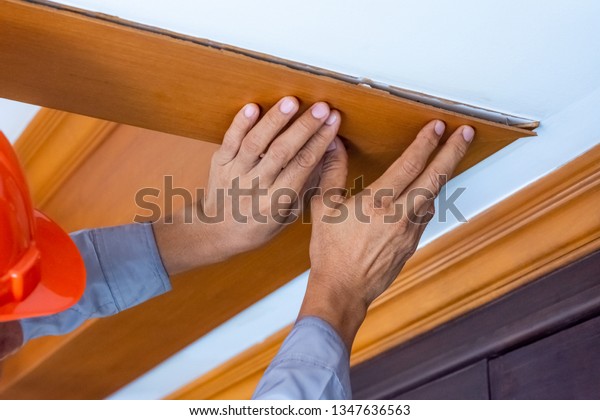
[489,316,600,399]
[0,0,534,188]
[393,361,489,400]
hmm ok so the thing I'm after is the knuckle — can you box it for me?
[294,147,318,169]
[451,139,468,159]
[222,131,235,146]
[427,166,446,193]
[372,194,384,209]
[296,115,317,133]
[242,136,262,154]
[269,146,291,164]
[422,132,440,149]
[401,158,424,178]
[322,157,348,181]
[264,110,283,129]
[221,134,238,152]
[311,128,330,145]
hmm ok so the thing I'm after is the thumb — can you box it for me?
[318,137,348,194]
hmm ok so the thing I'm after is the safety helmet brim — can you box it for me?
[0,210,86,321]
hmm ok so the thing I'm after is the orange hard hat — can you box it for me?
[0,131,85,321]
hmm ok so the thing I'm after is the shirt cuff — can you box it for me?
[21,223,171,342]
[89,222,171,311]
[253,316,351,400]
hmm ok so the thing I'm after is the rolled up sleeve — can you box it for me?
[20,223,171,342]
[253,316,351,400]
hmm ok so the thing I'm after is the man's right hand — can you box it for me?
[299,120,475,350]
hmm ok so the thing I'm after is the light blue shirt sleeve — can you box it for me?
[253,316,352,400]
[18,222,351,400]
[20,223,171,343]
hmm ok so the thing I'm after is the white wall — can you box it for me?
[44,0,599,399]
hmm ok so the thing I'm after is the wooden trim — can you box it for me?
[1,0,534,187]
[14,108,117,207]
[170,144,600,399]
[353,248,600,399]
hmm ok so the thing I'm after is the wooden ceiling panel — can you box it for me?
[0,1,534,187]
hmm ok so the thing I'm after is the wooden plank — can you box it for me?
[0,0,534,190]
[168,145,600,399]
[393,361,489,400]
[490,316,600,399]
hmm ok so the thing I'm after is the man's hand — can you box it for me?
[153,97,341,275]
[299,120,475,349]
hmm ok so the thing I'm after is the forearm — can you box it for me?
[298,272,368,351]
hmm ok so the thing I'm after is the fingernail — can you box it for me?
[243,104,256,118]
[327,140,337,151]
[434,120,445,136]
[279,98,296,114]
[325,112,337,126]
[462,126,475,142]
[311,103,329,119]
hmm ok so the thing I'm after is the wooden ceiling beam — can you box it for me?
[1,0,533,187]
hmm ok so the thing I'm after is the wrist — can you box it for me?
[298,270,368,351]
[152,211,231,275]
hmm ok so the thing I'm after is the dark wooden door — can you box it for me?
[490,316,600,399]
[351,249,600,399]
[393,361,489,400]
